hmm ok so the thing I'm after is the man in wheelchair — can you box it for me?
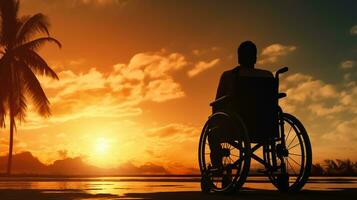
[199,41,311,193]
[208,41,273,170]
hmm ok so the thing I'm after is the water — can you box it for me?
[0,176,356,196]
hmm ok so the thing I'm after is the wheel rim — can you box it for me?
[199,112,250,192]
[264,113,311,191]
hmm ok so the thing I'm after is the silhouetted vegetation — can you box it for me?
[311,159,357,176]
[0,0,60,175]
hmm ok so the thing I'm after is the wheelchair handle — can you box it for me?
[275,67,289,78]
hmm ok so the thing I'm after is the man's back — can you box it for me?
[215,66,278,142]
[216,66,273,99]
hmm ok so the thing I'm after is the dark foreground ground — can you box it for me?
[0,188,356,200]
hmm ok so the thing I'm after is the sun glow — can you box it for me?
[86,135,120,167]
[94,138,110,155]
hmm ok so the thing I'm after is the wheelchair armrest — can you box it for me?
[210,95,232,107]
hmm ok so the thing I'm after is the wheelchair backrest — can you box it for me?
[232,75,279,143]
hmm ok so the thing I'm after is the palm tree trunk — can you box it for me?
[7,114,15,175]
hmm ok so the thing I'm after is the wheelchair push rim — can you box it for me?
[198,111,251,193]
[264,113,312,192]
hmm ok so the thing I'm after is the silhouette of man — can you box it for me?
[208,41,273,169]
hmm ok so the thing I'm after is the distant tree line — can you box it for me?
[311,159,357,176]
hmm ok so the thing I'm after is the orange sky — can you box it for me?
[1,0,357,173]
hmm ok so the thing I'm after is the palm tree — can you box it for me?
[0,0,61,175]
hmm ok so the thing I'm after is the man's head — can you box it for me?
[237,41,257,68]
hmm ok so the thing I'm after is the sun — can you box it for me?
[94,138,110,155]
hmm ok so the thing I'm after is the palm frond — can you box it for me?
[17,61,51,117]
[0,0,59,125]
[16,48,59,79]
[14,89,27,122]
[11,65,27,122]
[11,61,27,121]
[15,36,61,51]
[0,56,13,98]
[16,13,50,45]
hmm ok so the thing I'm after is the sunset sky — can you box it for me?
[1,0,357,174]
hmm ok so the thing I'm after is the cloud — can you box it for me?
[323,117,357,142]
[340,60,355,69]
[147,123,199,138]
[258,43,296,65]
[187,58,220,77]
[145,78,185,102]
[20,50,188,129]
[73,0,129,6]
[308,103,345,117]
[279,73,357,160]
[0,138,28,154]
[18,49,223,131]
[280,72,354,119]
[191,47,221,56]
[350,25,357,35]
[283,73,338,104]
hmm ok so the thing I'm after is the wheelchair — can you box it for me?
[198,67,312,193]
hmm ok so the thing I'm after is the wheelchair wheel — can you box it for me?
[198,111,251,193]
[263,113,312,192]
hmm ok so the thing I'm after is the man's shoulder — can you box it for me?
[220,67,273,78]
[220,69,235,78]
[253,68,274,77]
[236,67,273,78]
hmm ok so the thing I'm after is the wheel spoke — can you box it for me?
[285,126,292,142]
[288,142,300,150]
[287,134,297,148]
[287,159,297,176]
[289,156,301,167]
[289,153,302,156]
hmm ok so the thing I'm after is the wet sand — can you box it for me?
[0,188,357,200]
[0,177,356,200]
[125,188,357,200]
